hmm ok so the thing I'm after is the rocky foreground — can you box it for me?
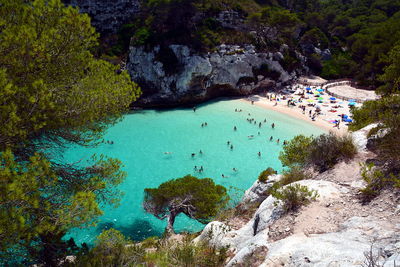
[194,125,400,266]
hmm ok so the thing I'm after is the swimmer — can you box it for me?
[259,122,262,128]
[199,166,204,173]
[222,174,225,178]
[201,123,204,127]
[230,145,233,150]
[164,152,173,154]
[258,132,260,135]
[264,119,267,123]
[194,166,198,171]
[271,123,275,129]
[269,136,273,141]
[193,106,197,112]
[233,168,237,172]
[234,126,237,131]
[276,139,280,144]
[191,153,195,157]
[248,135,254,139]
[258,151,261,157]
[227,141,230,145]
[205,122,208,126]
[199,150,203,154]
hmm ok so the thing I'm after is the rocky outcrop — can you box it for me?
[65,0,140,33]
[195,179,400,266]
[240,174,281,207]
[127,44,303,107]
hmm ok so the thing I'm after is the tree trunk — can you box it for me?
[165,211,177,235]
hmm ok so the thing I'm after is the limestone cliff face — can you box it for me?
[65,0,140,33]
[127,44,303,107]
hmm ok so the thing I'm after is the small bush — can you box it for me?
[280,166,312,186]
[258,167,276,183]
[308,133,357,172]
[271,184,319,213]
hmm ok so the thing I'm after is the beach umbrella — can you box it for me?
[330,97,336,101]
[306,87,311,90]
[318,97,324,100]
[307,99,314,102]
[348,99,356,102]
[344,118,353,122]
[317,89,324,92]
[348,102,356,106]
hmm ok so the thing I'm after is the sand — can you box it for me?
[241,85,357,135]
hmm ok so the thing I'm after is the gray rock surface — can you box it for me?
[352,123,379,151]
[127,44,302,107]
[261,216,400,267]
[241,174,282,206]
[66,0,140,33]
[195,180,400,267]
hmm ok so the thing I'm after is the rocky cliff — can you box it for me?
[65,0,140,33]
[194,126,400,266]
[127,44,303,107]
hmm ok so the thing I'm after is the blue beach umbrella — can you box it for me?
[344,118,353,122]
[348,102,356,106]
[348,99,356,102]
[317,89,324,92]
[306,87,311,90]
[330,97,336,101]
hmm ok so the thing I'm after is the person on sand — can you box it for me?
[274,102,277,106]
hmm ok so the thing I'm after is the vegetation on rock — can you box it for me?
[0,0,141,265]
[143,175,229,234]
[258,167,277,182]
[271,184,319,213]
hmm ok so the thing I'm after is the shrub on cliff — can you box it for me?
[279,133,357,172]
[258,167,277,183]
[271,184,319,213]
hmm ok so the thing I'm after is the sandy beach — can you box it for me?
[241,85,361,135]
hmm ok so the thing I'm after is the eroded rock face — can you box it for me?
[66,0,140,33]
[240,174,282,207]
[127,44,302,107]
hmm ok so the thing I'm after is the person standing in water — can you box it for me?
[271,123,275,129]
[258,151,261,157]
[269,136,273,141]
[193,106,197,112]
[234,126,237,131]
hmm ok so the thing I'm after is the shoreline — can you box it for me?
[240,97,348,135]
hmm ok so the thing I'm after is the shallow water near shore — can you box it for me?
[64,99,325,245]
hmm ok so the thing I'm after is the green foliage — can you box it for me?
[300,28,329,49]
[271,184,319,213]
[359,163,386,201]
[258,167,276,182]
[321,52,357,79]
[77,231,228,267]
[308,134,357,172]
[279,135,313,168]
[0,0,141,264]
[378,43,400,94]
[280,166,312,186]
[143,175,229,233]
[279,133,357,173]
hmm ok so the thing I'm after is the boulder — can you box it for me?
[241,175,282,206]
[352,123,379,151]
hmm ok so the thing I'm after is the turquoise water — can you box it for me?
[64,99,325,245]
